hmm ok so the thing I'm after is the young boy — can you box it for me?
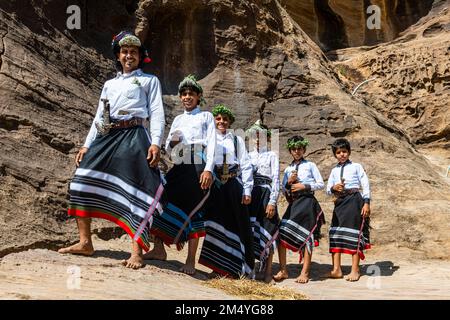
[247,120,280,283]
[59,31,165,269]
[198,104,255,279]
[274,136,325,284]
[326,138,371,282]
[147,75,216,275]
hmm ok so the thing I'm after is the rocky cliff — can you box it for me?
[330,0,449,151]
[0,0,449,259]
[280,0,435,50]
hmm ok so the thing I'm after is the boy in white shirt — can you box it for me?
[198,104,255,279]
[247,120,280,283]
[326,138,371,282]
[274,136,325,284]
[147,75,216,275]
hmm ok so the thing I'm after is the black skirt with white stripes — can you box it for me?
[150,160,209,250]
[68,126,164,252]
[278,193,325,258]
[248,184,280,270]
[329,192,371,259]
[199,177,255,278]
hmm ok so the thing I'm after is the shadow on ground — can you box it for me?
[269,260,400,282]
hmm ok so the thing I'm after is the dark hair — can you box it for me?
[114,46,146,72]
[331,138,351,154]
[178,84,202,96]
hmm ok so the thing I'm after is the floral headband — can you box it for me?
[286,138,309,149]
[212,104,235,124]
[112,31,151,63]
[246,119,271,137]
[178,74,205,105]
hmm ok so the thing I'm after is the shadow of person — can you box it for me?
[311,260,399,281]
[144,258,210,280]
[361,261,400,277]
[93,249,130,261]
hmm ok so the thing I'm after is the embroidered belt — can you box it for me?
[254,175,272,186]
[110,117,149,129]
[214,165,239,184]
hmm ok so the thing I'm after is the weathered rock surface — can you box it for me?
[280,0,435,50]
[330,0,450,149]
[0,0,449,261]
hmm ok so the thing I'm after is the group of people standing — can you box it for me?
[58,31,372,284]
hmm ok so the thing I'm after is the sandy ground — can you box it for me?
[0,235,449,300]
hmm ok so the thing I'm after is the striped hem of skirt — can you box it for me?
[68,207,150,252]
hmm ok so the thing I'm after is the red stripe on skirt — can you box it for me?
[279,239,320,252]
[150,228,205,251]
[68,208,149,252]
[329,245,371,260]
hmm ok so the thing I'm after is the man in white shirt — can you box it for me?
[59,31,165,270]
[147,75,216,275]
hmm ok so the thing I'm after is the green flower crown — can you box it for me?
[246,119,271,137]
[286,139,309,149]
[179,74,203,93]
[212,104,235,124]
[178,74,205,105]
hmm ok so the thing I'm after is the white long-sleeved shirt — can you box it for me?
[326,160,371,201]
[215,131,253,197]
[165,107,216,173]
[83,69,165,148]
[248,148,280,206]
[282,159,324,194]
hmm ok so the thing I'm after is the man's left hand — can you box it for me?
[361,203,370,218]
[147,145,160,167]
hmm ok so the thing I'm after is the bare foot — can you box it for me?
[345,271,361,282]
[295,273,310,284]
[58,241,94,256]
[179,261,196,275]
[121,254,145,269]
[142,248,167,261]
[324,269,343,279]
[273,269,288,282]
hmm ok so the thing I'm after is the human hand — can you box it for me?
[147,145,161,167]
[361,203,370,218]
[199,171,213,190]
[333,183,345,193]
[265,204,276,218]
[241,195,251,205]
[169,131,183,148]
[288,171,298,185]
[291,183,306,193]
[75,147,89,167]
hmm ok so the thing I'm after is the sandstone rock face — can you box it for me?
[330,0,450,149]
[0,0,449,259]
[280,0,435,50]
